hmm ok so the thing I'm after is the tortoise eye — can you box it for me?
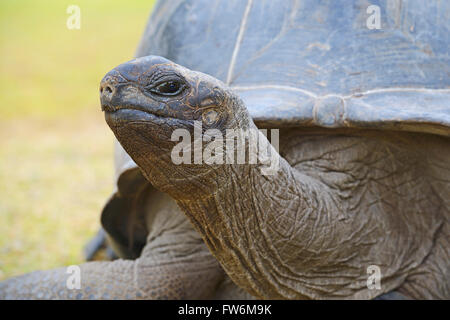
[150,81,183,96]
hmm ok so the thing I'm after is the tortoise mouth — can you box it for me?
[102,103,177,119]
[104,107,187,127]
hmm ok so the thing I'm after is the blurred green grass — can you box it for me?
[0,0,155,280]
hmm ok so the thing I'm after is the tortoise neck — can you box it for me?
[175,155,316,299]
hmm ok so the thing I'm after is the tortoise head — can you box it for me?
[100,55,252,198]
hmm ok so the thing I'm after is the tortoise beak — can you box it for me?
[100,84,115,112]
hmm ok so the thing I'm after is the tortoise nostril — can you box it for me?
[101,83,115,99]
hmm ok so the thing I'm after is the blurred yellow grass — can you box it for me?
[0,0,155,279]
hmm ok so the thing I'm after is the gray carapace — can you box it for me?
[137,0,449,134]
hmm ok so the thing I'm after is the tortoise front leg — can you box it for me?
[0,237,223,300]
[1,260,139,299]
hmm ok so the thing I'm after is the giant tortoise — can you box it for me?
[1,0,449,300]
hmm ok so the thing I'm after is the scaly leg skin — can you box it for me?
[0,252,221,299]
[0,192,224,300]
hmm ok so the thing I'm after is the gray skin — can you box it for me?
[97,55,448,299]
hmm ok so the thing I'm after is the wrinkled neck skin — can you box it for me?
[175,135,337,299]
[169,126,447,300]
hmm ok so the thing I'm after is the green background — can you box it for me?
[0,0,155,280]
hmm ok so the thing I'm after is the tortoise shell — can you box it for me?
[136,0,450,135]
